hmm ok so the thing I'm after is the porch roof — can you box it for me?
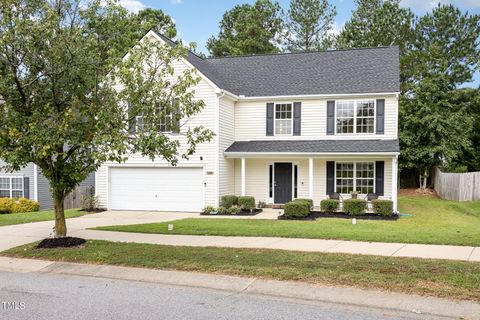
[224,139,400,157]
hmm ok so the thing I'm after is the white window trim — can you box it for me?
[334,161,376,196]
[334,100,376,135]
[273,103,294,136]
[266,161,299,204]
[0,176,24,199]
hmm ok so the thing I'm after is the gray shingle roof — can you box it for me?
[154,32,400,97]
[224,140,400,154]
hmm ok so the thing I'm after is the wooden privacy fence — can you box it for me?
[64,186,93,210]
[433,167,480,201]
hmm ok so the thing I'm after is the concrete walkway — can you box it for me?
[0,210,479,262]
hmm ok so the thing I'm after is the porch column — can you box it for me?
[392,156,398,213]
[308,158,314,199]
[241,157,246,196]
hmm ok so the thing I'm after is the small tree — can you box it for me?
[0,0,213,237]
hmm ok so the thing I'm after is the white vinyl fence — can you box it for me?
[433,167,480,201]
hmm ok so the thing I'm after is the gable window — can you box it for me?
[0,177,23,198]
[275,103,292,135]
[335,162,374,194]
[336,100,375,134]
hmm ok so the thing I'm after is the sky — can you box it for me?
[118,0,480,87]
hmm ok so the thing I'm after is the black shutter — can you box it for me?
[375,161,384,196]
[327,101,335,135]
[266,103,274,136]
[326,161,335,194]
[376,99,385,134]
[128,102,135,133]
[293,102,301,136]
[23,177,29,199]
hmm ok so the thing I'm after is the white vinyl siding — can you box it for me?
[234,95,398,141]
[218,96,236,199]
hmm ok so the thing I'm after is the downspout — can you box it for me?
[33,164,38,201]
[215,91,226,207]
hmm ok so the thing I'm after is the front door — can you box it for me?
[274,163,292,204]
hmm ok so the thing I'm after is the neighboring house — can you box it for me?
[95,30,400,213]
[0,160,95,210]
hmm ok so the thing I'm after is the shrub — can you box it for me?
[0,198,14,214]
[320,199,339,214]
[284,201,310,217]
[257,201,267,208]
[372,200,394,216]
[10,198,40,213]
[217,206,228,214]
[220,195,238,209]
[238,196,255,212]
[343,199,366,216]
[202,206,216,214]
[81,193,98,211]
[294,198,313,209]
[227,206,241,214]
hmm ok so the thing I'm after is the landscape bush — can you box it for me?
[10,198,40,213]
[217,206,228,214]
[238,196,255,212]
[372,200,394,216]
[0,198,14,214]
[320,199,339,214]
[227,207,241,214]
[343,199,366,216]
[220,195,238,209]
[202,206,216,214]
[293,198,313,209]
[284,201,310,217]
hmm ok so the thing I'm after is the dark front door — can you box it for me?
[274,163,292,204]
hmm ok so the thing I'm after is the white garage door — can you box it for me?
[109,167,203,212]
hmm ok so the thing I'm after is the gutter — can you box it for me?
[224,151,400,158]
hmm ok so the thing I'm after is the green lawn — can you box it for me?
[0,209,88,227]
[95,195,480,246]
[3,240,480,301]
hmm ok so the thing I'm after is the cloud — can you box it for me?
[170,0,183,4]
[118,0,147,13]
[401,0,480,12]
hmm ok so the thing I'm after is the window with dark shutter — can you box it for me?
[326,161,335,194]
[327,101,335,135]
[293,102,301,136]
[375,161,385,196]
[376,99,385,134]
[266,103,274,136]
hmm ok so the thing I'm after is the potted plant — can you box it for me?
[350,191,358,199]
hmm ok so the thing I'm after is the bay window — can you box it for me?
[336,162,374,194]
[336,100,375,134]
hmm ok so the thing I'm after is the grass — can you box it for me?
[95,195,480,246]
[3,240,480,301]
[0,209,88,227]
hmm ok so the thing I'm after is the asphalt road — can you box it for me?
[0,271,441,320]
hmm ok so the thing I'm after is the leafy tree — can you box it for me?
[285,0,336,52]
[207,0,284,57]
[400,5,480,187]
[0,0,213,237]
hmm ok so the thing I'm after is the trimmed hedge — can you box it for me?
[293,198,313,209]
[320,199,339,214]
[372,200,394,216]
[284,201,310,217]
[0,198,40,214]
[343,199,366,216]
[238,196,255,211]
[220,195,238,209]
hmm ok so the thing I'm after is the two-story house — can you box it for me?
[95,31,400,213]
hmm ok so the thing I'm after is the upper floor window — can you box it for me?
[135,102,175,133]
[0,177,23,198]
[275,103,292,135]
[336,100,375,134]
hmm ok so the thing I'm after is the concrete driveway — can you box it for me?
[0,210,194,252]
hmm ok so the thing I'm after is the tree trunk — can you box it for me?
[53,194,67,238]
[420,168,429,190]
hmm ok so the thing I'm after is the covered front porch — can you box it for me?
[224,140,400,212]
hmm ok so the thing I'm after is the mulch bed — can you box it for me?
[201,209,263,216]
[37,237,86,249]
[80,208,106,213]
[278,212,399,221]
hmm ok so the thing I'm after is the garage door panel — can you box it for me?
[109,167,203,212]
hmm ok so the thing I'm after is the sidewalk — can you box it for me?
[72,229,480,261]
[1,210,479,261]
[0,256,478,319]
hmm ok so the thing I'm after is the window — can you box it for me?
[335,162,374,194]
[275,103,292,135]
[336,100,375,134]
[0,177,23,198]
[135,102,176,133]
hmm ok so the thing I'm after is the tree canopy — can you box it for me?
[0,0,213,236]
